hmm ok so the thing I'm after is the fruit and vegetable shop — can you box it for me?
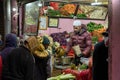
[3,0,110,80]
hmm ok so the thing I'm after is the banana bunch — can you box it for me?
[52,42,60,50]
[56,47,65,57]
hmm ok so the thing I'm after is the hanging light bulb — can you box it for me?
[38,3,42,7]
[12,8,17,12]
[38,0,42,7]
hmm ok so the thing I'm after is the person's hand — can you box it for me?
[78,53,84,58]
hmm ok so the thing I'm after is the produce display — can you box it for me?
[87,22,104,32]
[76,14,87,18]
[55,47,66,57]
[50,31,68,46]
[87,22,106,43]
[63,69,92,80]
[80,5,108,19]
[92,28,106,38]
[59,4,76,16]
[42,2,107,19]
[47,9,61,17]
[47,74,75,80]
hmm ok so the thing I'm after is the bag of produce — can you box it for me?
[72,45,81,57]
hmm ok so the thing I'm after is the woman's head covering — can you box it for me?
[42,36,50,45]
[5,33,17,47]
[25,36,39,53]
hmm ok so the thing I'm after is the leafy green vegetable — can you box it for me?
[80,64,88,70]
[77,14,87,18]
[87,22,104,32]
[47,74,75,80]
[48,9,61,17]
[69,14,74,17]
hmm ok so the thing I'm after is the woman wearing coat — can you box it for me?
[0,33,17,64]
[0,33,17,79]
[93,29,109,80]
[34,36,51,80]
[2,36,38,80]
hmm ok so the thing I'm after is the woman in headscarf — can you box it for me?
[0,33,17,64]
[34,36,51,80]
[0,33,17,80]
[2,36,38,80]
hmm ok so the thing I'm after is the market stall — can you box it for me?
[22,0,108,80]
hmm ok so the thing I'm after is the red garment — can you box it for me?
[0,56,2,80]
[63,68,92,80]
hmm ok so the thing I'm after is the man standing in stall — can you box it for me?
[66,20,92,66]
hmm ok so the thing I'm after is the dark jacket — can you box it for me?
[2,46,35,80]
[93,41,108,80]
[66,26,92,57]
[34,55,50,80]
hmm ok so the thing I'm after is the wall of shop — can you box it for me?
[38,18,107,35]
[110,0,120,80]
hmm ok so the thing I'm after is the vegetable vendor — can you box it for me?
[65,20,92,66]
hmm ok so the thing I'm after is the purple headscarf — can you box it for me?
[0,33,17,64]
[5,33,17,47]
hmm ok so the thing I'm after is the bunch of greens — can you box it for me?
[87,22,103,32]
[76,13,87,18]
[47,9,61,17]
[47,74,75,80]
[80,64,88,70]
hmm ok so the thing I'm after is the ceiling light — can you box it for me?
[38,3,42,7]
[91,2,102,5]
[12,8,17,12]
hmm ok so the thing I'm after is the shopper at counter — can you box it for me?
[66,20,92,65]
[93,29,109,80]
[34,36,51,80]
[2,36,38,80]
